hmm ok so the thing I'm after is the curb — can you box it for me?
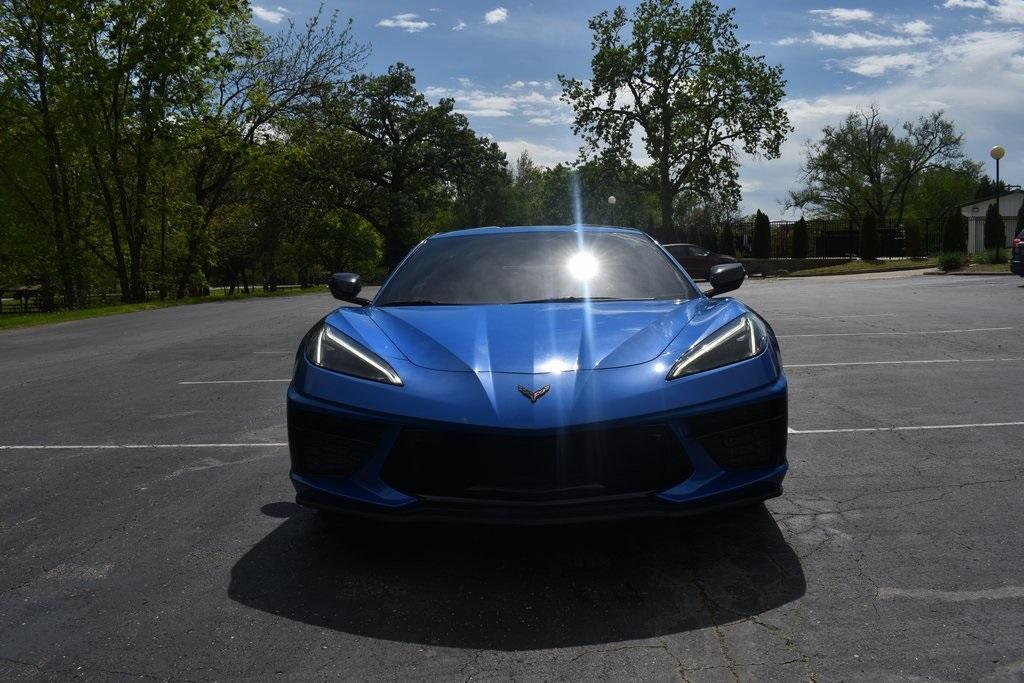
[923,270,1015,277]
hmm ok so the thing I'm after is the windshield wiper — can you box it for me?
[511,296,653,304]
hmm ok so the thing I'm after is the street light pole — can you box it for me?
[991,146,1006,251]
[607,195,617,226]
[991,145,1007,215]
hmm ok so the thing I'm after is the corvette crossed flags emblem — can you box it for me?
[516,384,551,404]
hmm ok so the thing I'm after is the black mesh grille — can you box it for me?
[380,424,692,503]
[688,398,787,470]
[288,406,389,478]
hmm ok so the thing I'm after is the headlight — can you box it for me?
[306,323,403,386]
[667,313,768,380]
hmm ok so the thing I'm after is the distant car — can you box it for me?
[1013,230,1023,277]
[287,225,786,525]
[664,243,739,281]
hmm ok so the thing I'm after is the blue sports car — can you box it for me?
[288,226,787,524]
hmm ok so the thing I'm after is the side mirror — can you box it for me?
[704,263,745,297]
[328,273,369,305]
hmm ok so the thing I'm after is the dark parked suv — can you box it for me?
[1013,230,1023,277]
[663,243,739,281]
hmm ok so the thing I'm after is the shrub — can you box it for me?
[792,217,808,259]
[752,210,771,258]
[1017,201,1024,235]
[859,210,880,260]
[984,202,1004,259]
[937,251,965,271]
[975,248,1006,265]
[718,223,736,256]
[941,208,965,253]
[903,218,925,257]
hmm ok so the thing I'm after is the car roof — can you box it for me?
[428,225,646,240]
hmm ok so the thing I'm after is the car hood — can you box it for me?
[360,300,703,374]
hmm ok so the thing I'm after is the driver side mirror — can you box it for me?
[704,263,745,297]
[329,273,369,305]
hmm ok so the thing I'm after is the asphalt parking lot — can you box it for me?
[1,272,1022,681]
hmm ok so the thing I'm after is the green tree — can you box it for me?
[788,106,965,227]
[941,208,965,254]
[718,223,736,256]
[174,10,366,298]
[983,202,1004,258]
[1016,198,1024,235]
[859,211,880,260]
[559,0,790,241]
[752,210,770,258]
[318,63,507,267]
[791,217,808,259]
[0,0,91,306]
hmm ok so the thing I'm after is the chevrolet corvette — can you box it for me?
[287,226,787,524]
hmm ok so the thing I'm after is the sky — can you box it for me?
[250,0,1024,218]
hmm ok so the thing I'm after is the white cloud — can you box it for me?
[252,5,288,23]
[809,8,875,23]
[990,0,1024,22]
[778,31,932,49]
[452,18,467,31]
[377,13,433,32]
[845,52,930,77]
[484,7,508,24]
[899,20,933,36]
[943,0,1024,22]
[495,140,575,167]
[741,28,1024,217]
[425,83,569,125]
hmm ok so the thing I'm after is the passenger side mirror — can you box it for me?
[329,273,369,305]
[704,263,745,297]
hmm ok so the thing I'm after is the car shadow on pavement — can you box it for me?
[228,503,804,650]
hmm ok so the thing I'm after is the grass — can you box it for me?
[0,285,329,332]
[783,258,937,277]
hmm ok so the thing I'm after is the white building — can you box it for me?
[959,189,1022,253]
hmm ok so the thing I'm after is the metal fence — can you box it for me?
[723,215,1020,261]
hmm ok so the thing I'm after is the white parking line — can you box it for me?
[789,421,1024,435]
[0,443,287,450]
[787,358,1024,369]
[778,327,1013,339]
[179,379,289,385]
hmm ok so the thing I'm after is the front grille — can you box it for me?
[288,406,389,478]
[688,398,787,470]
[381,424,692,503]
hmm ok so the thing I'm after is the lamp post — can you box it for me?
[991,146,1005,215]
[607,195,617,226]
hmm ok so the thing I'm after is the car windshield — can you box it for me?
[375,230,697,306]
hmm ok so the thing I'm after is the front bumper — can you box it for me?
[287,374,788,525]
[1012,253,1023,276]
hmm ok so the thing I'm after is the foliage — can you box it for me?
[752,210,771,258]
[859,211,880,260]
[983,202,1005,257]
[559,0,790,241]
[788,106,965,226]
[904,163,982,229]
[1018,200,1024,235]
[937,251,965,271]
[903,218,925,258]
[791,217,808,259]
[941,209,966,253]
[974,248,1006,265]
[718,223,736,256]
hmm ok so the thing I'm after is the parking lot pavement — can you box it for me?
[1,274,1022,681]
